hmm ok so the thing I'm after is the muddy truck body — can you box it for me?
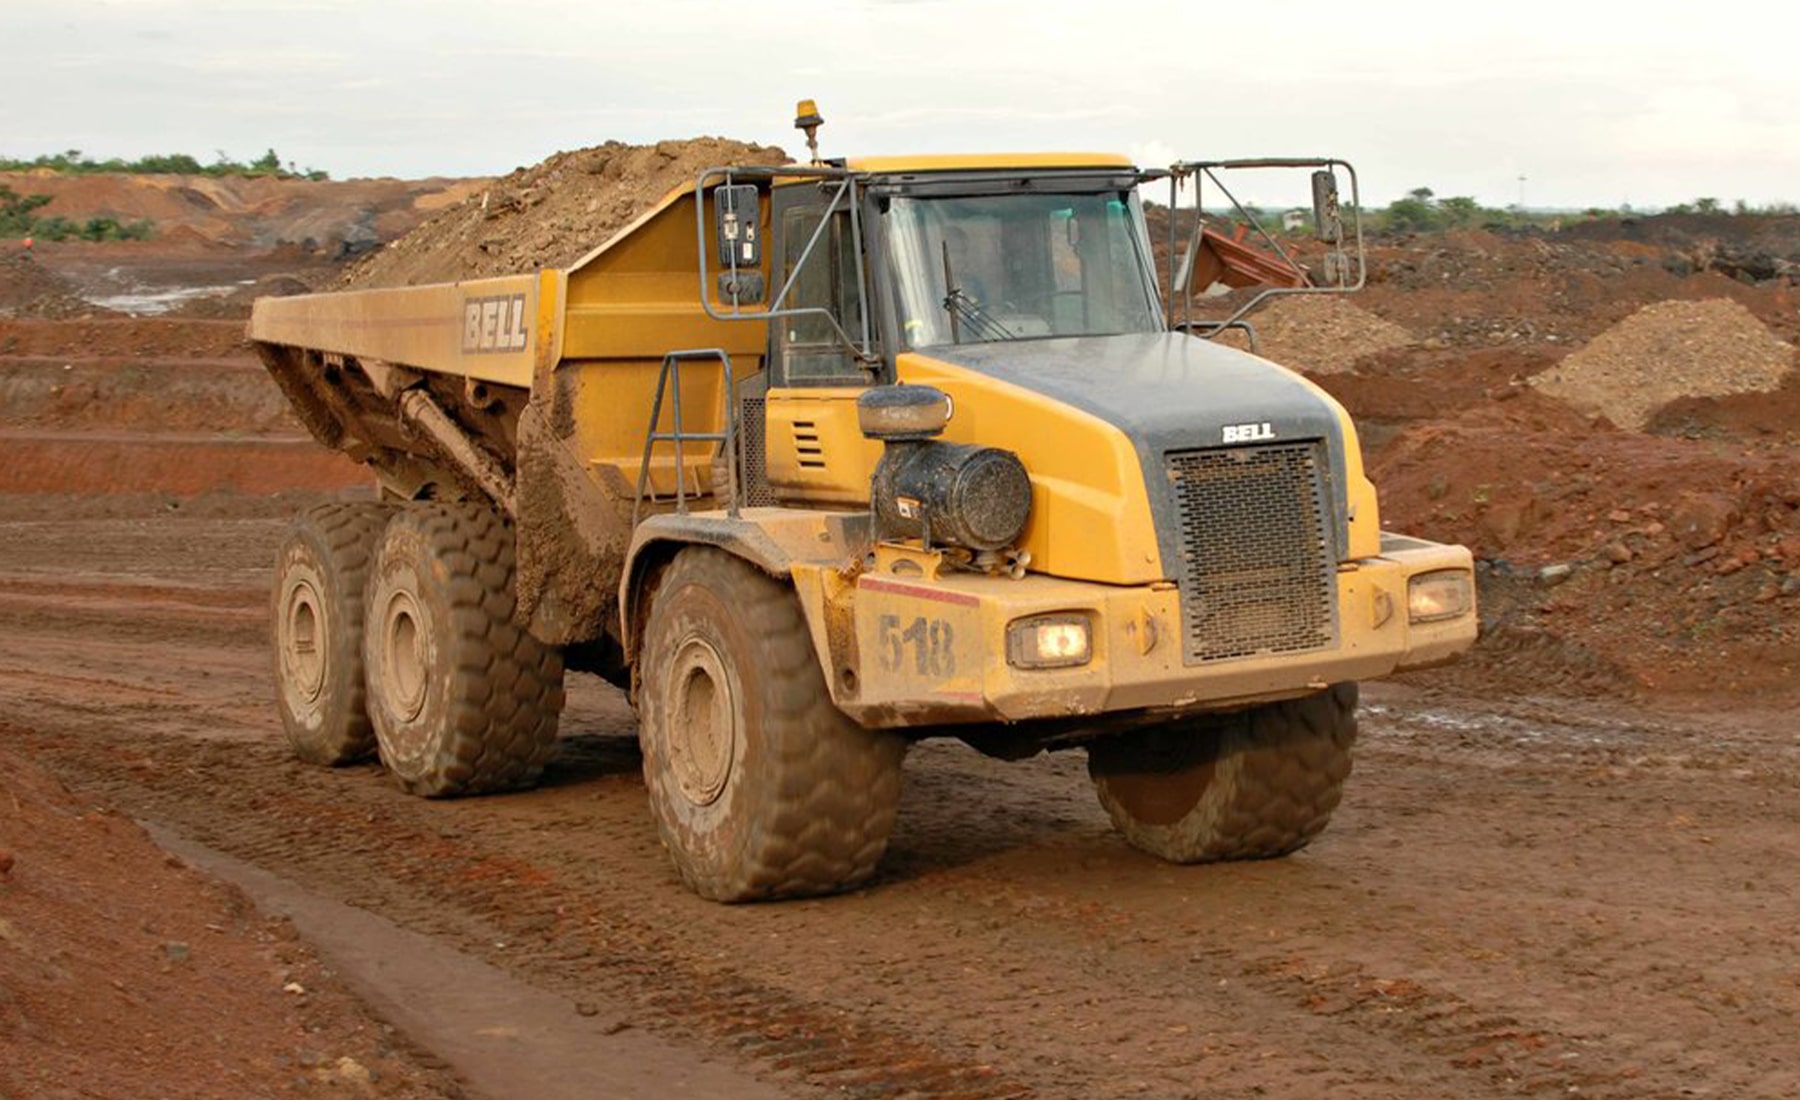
[251,138,1477,901]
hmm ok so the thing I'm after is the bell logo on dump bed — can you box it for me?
[463,293,529,354]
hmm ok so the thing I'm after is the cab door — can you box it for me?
[760,185,882,505]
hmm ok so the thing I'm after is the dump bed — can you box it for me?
[247,164,770,386]
[247,173,767,519]
[250,272,557,391]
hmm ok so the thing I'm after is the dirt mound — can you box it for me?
[0,358,301,434]
[1373,421,1800,695]
[345,137,789,287]
[0,742,458,1098]
[0,313,370,500]
[1529,298,1795,430]
[1224,293,1416,373]
[0,171,487,252]
[0,316,248,358]
[1357,225,1800,353]
[1374,421,1800,567]
[1559,212,1800,282]
[0,434,369,497]
[0,253,108,319]
[1645,370,1800,441]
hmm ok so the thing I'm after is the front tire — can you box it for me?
[271,502,392,766]
[1087,683,1357,863]
[363,503,564,797]
[638,548,905,902]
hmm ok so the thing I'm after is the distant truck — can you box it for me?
[250,106,1476,902]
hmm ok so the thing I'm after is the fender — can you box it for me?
[617,509,872,661]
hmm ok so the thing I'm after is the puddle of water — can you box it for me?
[1363,701,1629,749]
[85,283,246,316]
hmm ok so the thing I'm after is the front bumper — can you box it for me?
[802,532,1475,729]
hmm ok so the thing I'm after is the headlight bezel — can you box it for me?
[1006,613,1093,669]
[1407,569,1473,623]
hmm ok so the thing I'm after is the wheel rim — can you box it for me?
[381,590,429,724]
[280,578,326,703]
[1094,733,1219,827]
[668,637,736,806]
[1100,765,1217,826]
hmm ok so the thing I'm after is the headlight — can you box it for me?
[1408,570,1472,623]
[1007,614,1092,669]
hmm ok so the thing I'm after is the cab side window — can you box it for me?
[778,207,869,384]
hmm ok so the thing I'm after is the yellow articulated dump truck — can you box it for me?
[251,109,1477,902]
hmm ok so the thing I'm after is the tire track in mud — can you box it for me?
[1367,697,1800,786]
[13,721,1035,1100]
[11,697,1747,1100]
[878,822,1697,1099]
[6,567,1797,1098]
[0,585,265,649]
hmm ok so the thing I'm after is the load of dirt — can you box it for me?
[1224,293,1416,373]
[344,137,789,288]
[1529,298,1795,430]
[0,253,109,319]
[0,742,459,1098]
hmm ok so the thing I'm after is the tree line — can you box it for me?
[0,185,154,242]
[0,148,328,181]
[1382,187,1797,232]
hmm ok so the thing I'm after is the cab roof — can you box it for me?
[843,152,1134,174]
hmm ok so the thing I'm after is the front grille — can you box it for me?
[1166,442,1336,663]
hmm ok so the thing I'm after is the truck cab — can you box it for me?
[643,154,1474,728]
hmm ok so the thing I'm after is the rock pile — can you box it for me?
[1530,298,1794,430]
[0,253,106,319]
[1224,293,1416,374]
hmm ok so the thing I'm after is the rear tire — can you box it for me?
[271,502,392,766]
[1087,683,1357,863]
[638,548,906,902]
[363,503,564,797]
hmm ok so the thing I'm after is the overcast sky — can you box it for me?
[6,0,1798,210]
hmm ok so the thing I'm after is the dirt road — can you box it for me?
[3,506,1795,1099]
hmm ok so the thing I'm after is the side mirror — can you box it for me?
[714,184,761,268]
[1311,170,1342,242]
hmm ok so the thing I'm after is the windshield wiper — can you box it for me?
[944,288,1015,342]
[940,240,1014,343]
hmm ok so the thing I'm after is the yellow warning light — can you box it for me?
[794,99,825,164]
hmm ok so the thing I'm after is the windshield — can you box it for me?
[885,191,1162,348]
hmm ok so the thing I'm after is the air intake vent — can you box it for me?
[792,420,826,469]
[1166,442,1336,664]
[738,396,776,506]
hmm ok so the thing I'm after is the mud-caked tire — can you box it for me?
[362,503,564,797]
[1087,683,1357,863]
[271,502,394,766]
[638,548,906,902]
